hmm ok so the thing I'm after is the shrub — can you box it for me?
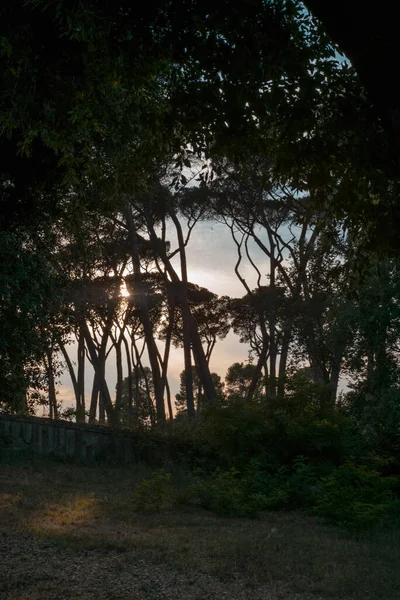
[132,469,174,512]
[188,467,246,517]
[185,459,328,518]
[314,461,399,530]
[198,400,270,470]
[196,399,364,471]
[186,466,273,517]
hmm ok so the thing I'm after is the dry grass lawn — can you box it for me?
[1,454,399,600]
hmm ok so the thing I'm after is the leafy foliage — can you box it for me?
[314,461,400,530]
[175,367,224,415]
[0,232,66,411]
[132,468,173,512]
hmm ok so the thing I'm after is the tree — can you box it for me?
[175,368,224,416]
[342,260,400,393]
[286,229,352,403]
[130,181,222,410]
[168,285,231,363]
[224,362,262,401]
[303,1,399,130]
[3,0,399,427]
[1,0,360,232]
[0,231,66,413]
[120,367,155,428]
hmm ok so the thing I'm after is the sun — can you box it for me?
[119,281,131,298]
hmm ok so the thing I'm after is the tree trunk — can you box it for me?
[267,244,277,398]
[160,295,174,420]
[168,208,195,417]
[145,204,217,405]
[76,326,86,423]
[89,374,99,423]
[165,377,173,420]
[132,359,141,425]
[114,338,124,423]
[124,200,165,422]
[246,343,268,402]
[277,324,292,398]
[98,392,106,423]
[181,301,195,418]
[59,341,79,409]
[330,356,342,405]
[189,314,217,403]
[123,336,134,426]
[45,348,58,420]
[132,336,156,426]
[82,322,116,425]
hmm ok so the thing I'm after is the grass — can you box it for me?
[1,452,400,599]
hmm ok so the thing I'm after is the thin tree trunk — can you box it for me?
[160,295,175,412]
[77,326,86,422]
[267,241,277,398]
[145,205,217,404]
[268,343,277,397]
[45,348,58,420]
[168,208,195,417]
[114,338,124,423]
[77,336,85,422]
[89,374,99,423]
[82,322,115,425]
[189,313,216,403]
[182,301,195,418]
[165,377,173,420]
[330,356,341,405]
[264,362,269,398]
[122,335,133,426]
[99,392,106,423]
[97,321,113,424]
[205,339,216,364]
[59,341,79,409]
[231,227,272,402]
[277,324,292,398]
[132,336,156,426]
[132,359,141,425]
[246,344,269,402]
[124,200,165,422]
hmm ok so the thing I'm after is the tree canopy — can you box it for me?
[1,0,400,430]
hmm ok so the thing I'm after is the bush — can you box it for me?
[186,466,278,517]
[314,461,400,530]
[129,396,399,530]
[187,468,248,517]
[195,399,364,471]
[129,458,400,531]
[132,469,174,512]
[198,400,271,470]
[183,458,332,518]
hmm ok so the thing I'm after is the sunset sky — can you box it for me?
[57,219,269,411]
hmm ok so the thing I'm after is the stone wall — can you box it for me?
[0,413,138,463]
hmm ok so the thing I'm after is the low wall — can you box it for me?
[0,413,138,463]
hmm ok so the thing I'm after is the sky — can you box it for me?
[56,215,350,416]
[57,218,268,413]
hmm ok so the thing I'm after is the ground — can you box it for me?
[0,455,399,600]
